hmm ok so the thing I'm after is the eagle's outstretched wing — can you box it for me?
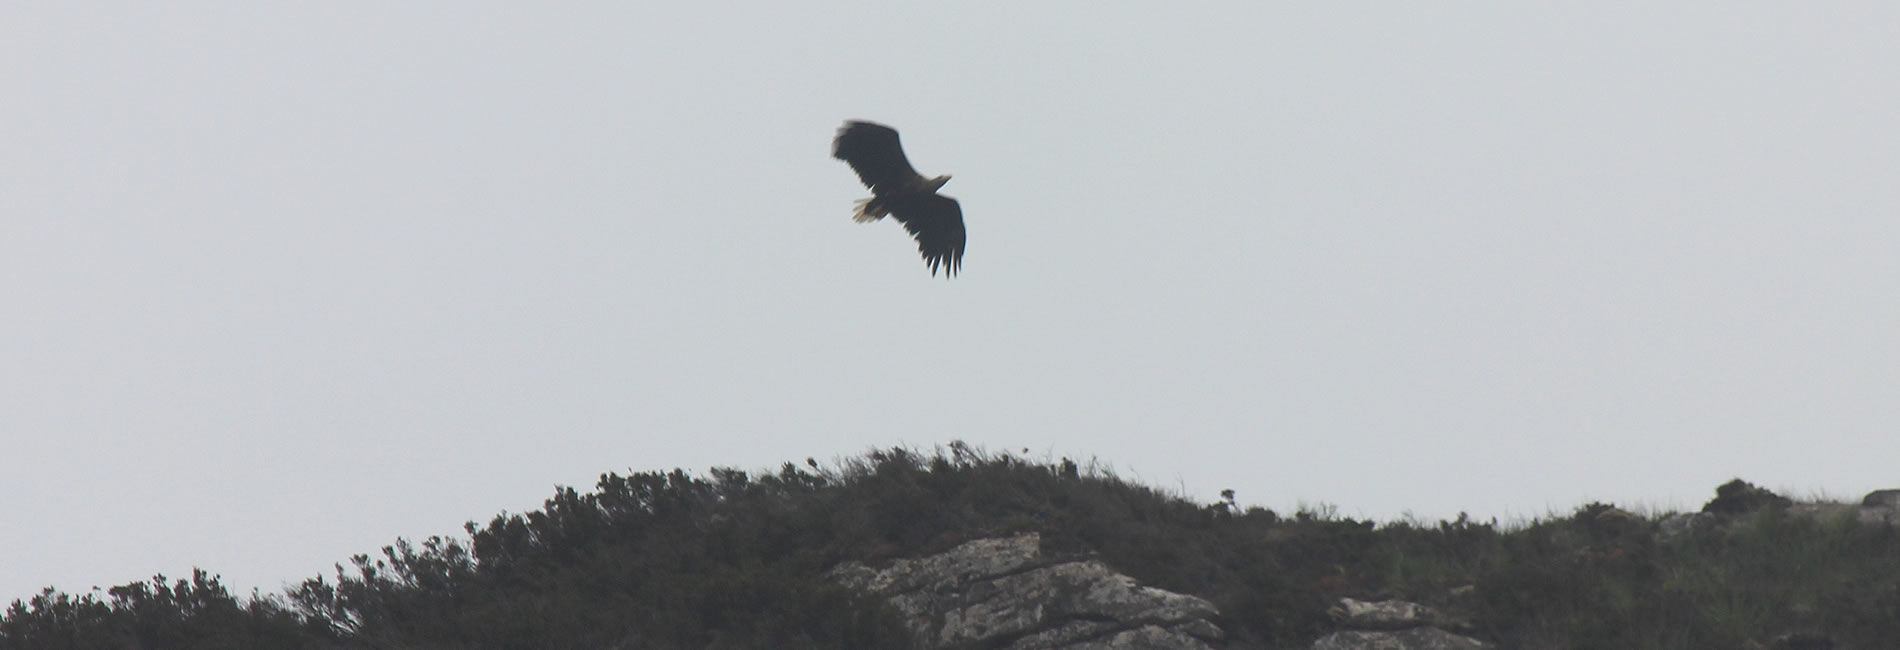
[889,193,965,278]
[832,120,965,278]
[832,121,922,192]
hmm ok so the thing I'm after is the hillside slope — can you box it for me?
[4,443,1897,649]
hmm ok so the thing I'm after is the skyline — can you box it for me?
[4,3,1897,599]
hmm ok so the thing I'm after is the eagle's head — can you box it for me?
[928,174,952,192]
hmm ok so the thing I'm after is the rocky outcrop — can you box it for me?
[1785,488,1900,526]
[1863,489,1900,508]
[829,533,1223,649]
[1656,485,1900,545]
[1313,628,1491,650]
[1327,597,1461,631]
[1312,598,1490,650]
[1703,479,1793,516]
[1657,511,1718,542]
[1692,484,1900,529]
[1784,501,1900,525]
[826,484,1900,649]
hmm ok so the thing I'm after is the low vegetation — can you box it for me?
[5,443,1895,649]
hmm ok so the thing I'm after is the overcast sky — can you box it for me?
[4,3,1897,601]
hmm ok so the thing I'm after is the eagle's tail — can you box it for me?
[851,197,887,223]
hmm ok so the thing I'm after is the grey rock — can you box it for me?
[1012,621,1217,650]
[1009,621,1119,649]
[1328,597,1440,630]
[1313,627,1493,650]
[1667,487,1900,536]
[1658,511,1717,542]
[1856,504,1900,526]
[830,533,1224,650]
[1787,503,1860,522]
[1050,624,1217,650]
[1171,619,1225,641]
[1785,501,1900,526]
[830,534,1042,596]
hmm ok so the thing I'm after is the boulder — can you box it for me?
[827,534,1042,596]
[1670,486,1900,534]
[1858,489,1900,525]
[1783,489,1900,526]
[830,533,1223,650]
[1327,597,1442,630]
[1703,479,1792,516]
[1312,627,1492,650]
[1786,502,1862,523]
[1862,489,1900,508]
[1020,623,1218,650]
[1658,511,1717,542]
[1317,597,1490,649]
[1581,504,1644,537]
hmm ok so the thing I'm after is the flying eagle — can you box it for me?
[832,121,965,277]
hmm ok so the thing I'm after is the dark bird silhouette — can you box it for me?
[832,121,965,277]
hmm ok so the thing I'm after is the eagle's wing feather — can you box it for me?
[889,193,965,278]
[832,121,922,192]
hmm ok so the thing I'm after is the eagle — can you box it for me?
[832,121,965,277]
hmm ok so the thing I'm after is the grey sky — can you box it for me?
[4,3,1896,600]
